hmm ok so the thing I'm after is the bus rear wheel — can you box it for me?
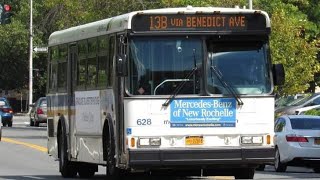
[58,125,77,178]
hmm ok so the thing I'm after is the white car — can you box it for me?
[295,104,320,115]
[274,115,320,173]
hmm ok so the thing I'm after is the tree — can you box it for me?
[257,0,320,95]
[0,0,319,98]
[0,21,29,91]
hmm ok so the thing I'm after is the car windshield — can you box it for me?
[206,41,271,95]
[290,118,320,130]
[0,100,8,106]
[128,37,202,95]
[275,94,309,107]
[289,93,316,106]
[39,99,47,107]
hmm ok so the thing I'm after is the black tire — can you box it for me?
[314,168,320,173]
[274,148,287,172]
[256,164,265,171]
[234,168,255,179]
[30,118,34,126]
[8,121,12,127]
[58,123,77,178]
[2,121,7,127]
[106,133,123,179]
[0,128,2,141]
[78,163,97,178]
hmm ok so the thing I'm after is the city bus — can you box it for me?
[46,6,285,179]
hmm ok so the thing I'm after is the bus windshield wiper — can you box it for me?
[162,49,198,107]
[210,66,244,106]
[162,67,197,107]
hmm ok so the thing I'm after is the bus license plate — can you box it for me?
[185,136,203,145]
[315,138,320,145]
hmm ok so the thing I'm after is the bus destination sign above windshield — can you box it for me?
[132,14,266,32]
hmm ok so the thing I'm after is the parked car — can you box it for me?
[275,94,306,109]
[29,97,47,127]
[0,97,13,127]
[275,93,320,116]
[295,104,320,115]
[273,115,320,173]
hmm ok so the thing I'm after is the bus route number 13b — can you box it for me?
[137,119,152,125]
[149,16,168,30]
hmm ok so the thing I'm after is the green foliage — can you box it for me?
[304,109,320,116]
[257,0,320,95]
[0,21,29,90]
[0,0,319,98]
[271,8,319,94]
[161,0,248,7]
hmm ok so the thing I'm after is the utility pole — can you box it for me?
[28,0,33,110]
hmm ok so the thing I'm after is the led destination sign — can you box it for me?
[132,14,267,32]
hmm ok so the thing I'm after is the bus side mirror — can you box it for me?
[273,64,285,85]
[116,54,127,77]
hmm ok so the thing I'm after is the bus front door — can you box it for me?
[68,44,77,158]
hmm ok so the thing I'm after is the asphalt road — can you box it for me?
[0,114,319,180]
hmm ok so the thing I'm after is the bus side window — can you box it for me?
[97,35,109,87]
[87,38,98,88]
[49,46,59,92]
[57,44,68,92]
[77,40,87,88]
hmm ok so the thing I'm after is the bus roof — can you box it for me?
[48,6,270,47]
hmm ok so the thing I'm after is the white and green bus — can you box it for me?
[47,6,285,179]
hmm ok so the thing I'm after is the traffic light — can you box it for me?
[1,4,12,24]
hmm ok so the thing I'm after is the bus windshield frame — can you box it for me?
[127,36,272,96]
[207,40,272,95]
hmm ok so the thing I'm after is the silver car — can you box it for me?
[29,97,47,127]
[275,93,320,116]
[274,115,320,173]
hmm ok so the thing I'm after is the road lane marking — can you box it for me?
[22,176,45,179]
[2,138,48,152]
[209,177,234,180]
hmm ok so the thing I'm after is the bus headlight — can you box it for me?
[150,138,161,146]
[138,137,161,147]
[241,136,263,144]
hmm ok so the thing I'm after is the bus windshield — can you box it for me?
[128,37,272,96]
[207,41,271,95]
[128,37,202,95]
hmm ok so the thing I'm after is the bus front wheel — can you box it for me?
[58,124,77,178]
[106,133,122,178]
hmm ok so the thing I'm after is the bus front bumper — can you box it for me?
[128,147,274,167]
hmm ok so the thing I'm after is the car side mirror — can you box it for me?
[273,64,285,85]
